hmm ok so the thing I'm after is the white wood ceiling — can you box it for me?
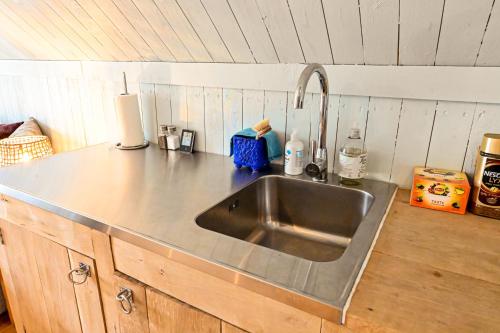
[0,0,498,65]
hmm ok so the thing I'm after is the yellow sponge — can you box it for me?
[253,118,270,132]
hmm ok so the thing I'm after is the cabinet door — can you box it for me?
[113,273,150,333]
[34,232,83,333]
[146,287,221,333]
[68,250,106,333]
[0,220,106,333]
[0,220,53,333]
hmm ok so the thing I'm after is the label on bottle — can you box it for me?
[478,158,500,207]
[285,148,304,174]
[338,153,367,179]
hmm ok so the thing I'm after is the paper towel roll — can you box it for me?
[115,94,144,147]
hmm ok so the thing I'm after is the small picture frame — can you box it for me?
[180,129,195,153]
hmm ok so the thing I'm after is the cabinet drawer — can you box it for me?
[147,286,221,333]
[0,195,94,257]
[111,237,321,333]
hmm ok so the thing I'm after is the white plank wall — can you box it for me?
[435,0,494,66]
[359,0,399,65]
[204,87,223,154]
[476,0,500,66]
[255,0,304,63]
[1,62,500,189]
[0,0,499,67]
[222,89,242,156]
[399,0,444,65]
[390,99,437,186]
[322,0,364,65]
[264,91,287,163]
[200,0,254,63]
[364,97,402,181]
[153,0,211,62]
[426,101,476,170]
[287,0,333,64]
[176,0,232,63]
[227,0,278,63]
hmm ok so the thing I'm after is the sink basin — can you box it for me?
[196,175,374,262]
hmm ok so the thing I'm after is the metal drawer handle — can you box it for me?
[68,262,91,285]
[116,287,134,314]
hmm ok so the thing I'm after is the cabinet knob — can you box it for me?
[67,262,91,285]
[116,287,134,314]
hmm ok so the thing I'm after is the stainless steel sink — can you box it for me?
[196,175,374,262]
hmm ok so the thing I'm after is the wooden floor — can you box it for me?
[0,312,14,333]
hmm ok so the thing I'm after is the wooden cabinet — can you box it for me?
[0,195,314,333]
[0,219,105,333]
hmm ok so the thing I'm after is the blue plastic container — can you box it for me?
[232,136,269,172]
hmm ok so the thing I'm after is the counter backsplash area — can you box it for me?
[0,61,499,188]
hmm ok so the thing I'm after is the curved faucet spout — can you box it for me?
[293,64,330,182]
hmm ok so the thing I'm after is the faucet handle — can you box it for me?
[310,139,317,163]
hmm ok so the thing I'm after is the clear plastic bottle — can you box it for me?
[284,129,304,175]
[338,126,367,185]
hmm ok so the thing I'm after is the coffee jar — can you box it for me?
[470,133,500,219]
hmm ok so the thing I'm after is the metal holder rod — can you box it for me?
[122,72,128,95]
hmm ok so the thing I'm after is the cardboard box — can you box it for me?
[410,167,470,214]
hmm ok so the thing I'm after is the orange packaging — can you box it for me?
[410,167,471,215]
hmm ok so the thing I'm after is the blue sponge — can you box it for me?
[231,136,269,172]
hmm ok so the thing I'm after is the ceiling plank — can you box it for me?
[255,0,305,63]
[0,35,28,60]
[45,0,118,61]
[359,0,399,65]
[227,0,278,63]
[0,12,45,59]
[288,0,333,64]
[476,1,500,66]
[176,0,233,62]
[111,0,175,61]
[153,0,212,62]
[30,1,102,60]
[92,0,160,60]
[322,0,364,65]
[131,0,192,62]
[435,0,494,65]
[0,1,65,59]
[201,0,255,63]
[3,0,88,60]
[399,0,444,65]
[74,0,142,60]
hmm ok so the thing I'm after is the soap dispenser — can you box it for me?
[285,129,304,175]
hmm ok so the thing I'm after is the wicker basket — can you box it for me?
[0,135,53,167]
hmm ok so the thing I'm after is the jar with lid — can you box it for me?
[470,133,500,219]
[158,124,168,150]
[165,125,180,150]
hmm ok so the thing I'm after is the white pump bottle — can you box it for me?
[284,129,305,175]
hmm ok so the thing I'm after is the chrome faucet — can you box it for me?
[293,64,329,182]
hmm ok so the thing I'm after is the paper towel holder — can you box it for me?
[115,141,149,150]
[115,72,149,150]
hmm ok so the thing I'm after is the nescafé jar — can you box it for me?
[470,133,500,219]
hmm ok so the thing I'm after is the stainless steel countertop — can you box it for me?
[0,143,397,319]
